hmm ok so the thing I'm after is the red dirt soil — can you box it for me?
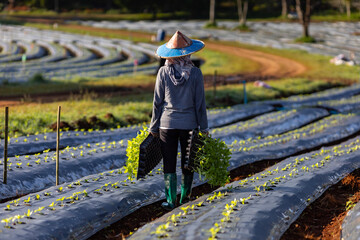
[281,168,360,240]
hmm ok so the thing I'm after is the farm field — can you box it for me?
[1,83,360,239]
[0,12,360,240]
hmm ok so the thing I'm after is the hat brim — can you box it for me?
[156,39,205,59]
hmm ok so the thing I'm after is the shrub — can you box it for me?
[234,24,251,32]
[295,36,316,43]
[29,73,47,83]
[204,21,218,28]
[1,79,9,85]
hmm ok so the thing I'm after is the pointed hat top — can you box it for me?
[156,30,205,58]
[166,31,193,49]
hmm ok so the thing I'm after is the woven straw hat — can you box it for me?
[156,31,205,58]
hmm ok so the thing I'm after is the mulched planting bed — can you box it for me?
[281,168,360,240]
[129,136,360,240]
[88,159,282,239]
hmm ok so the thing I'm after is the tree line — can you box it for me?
[3,0,360,19]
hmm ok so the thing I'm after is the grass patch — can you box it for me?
[0,74,156,97]
[294,36,316,43]
[0,77,344,138]
[204,21,218,29]
[206,78,345,107]
[196,48,259,75]
[0,11,189,21]
[0,93,153,138]
[233,24,251,32]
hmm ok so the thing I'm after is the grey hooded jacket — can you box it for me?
[149,65,208,132]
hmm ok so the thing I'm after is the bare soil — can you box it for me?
[282,168,360,240]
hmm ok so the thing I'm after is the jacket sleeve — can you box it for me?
[149,69,165,133]
[195,69,209,131]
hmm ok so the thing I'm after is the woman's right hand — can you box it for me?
[150,132,159,137]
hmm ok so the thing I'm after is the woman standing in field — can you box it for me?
[149,31,209,210]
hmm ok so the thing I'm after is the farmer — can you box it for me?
[149,31,208,210]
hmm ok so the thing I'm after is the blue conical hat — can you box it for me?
[156,31,205,58]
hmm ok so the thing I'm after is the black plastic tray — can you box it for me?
[137,134,162,179]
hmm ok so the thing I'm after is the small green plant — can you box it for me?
[4,204,12,211]
[56,197,66,206]
[151,222,170,238]
[83,189,88,197]
[34,206,45,215]
[24,209,33,219]
[209,223,221,240]
[12,214,24,224]
[48,202,56,211]
[23,197,31,204]
[346,200,356,211]
[125,126,148,180]
[1,217,13,228]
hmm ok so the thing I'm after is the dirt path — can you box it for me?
[205,42,307,78]
[0,100,22,107]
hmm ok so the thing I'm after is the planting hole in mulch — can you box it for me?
[281,168,360,240]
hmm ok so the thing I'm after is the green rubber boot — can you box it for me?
[161,173,177,210]
[179,173,194,205]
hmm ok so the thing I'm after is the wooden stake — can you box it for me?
[56,106,61,186]
[213,70,217,100]
[3,107,8,184]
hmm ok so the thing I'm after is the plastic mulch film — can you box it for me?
[0,112,359,204]
[0,103,272,158]
[341,198,360,240]
[317,95,360,113]
[212,107,329,144]
[207,104,275,128]
[137,134,162,179]
[0,125,142,158]
[1,115,360,239]
[263,83,360,109]
[0,140,127,201]
[225,114,360,169]
[0,111,350,201]
[130,136,360,240]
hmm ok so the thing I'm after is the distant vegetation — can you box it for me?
[2,0,360,21]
